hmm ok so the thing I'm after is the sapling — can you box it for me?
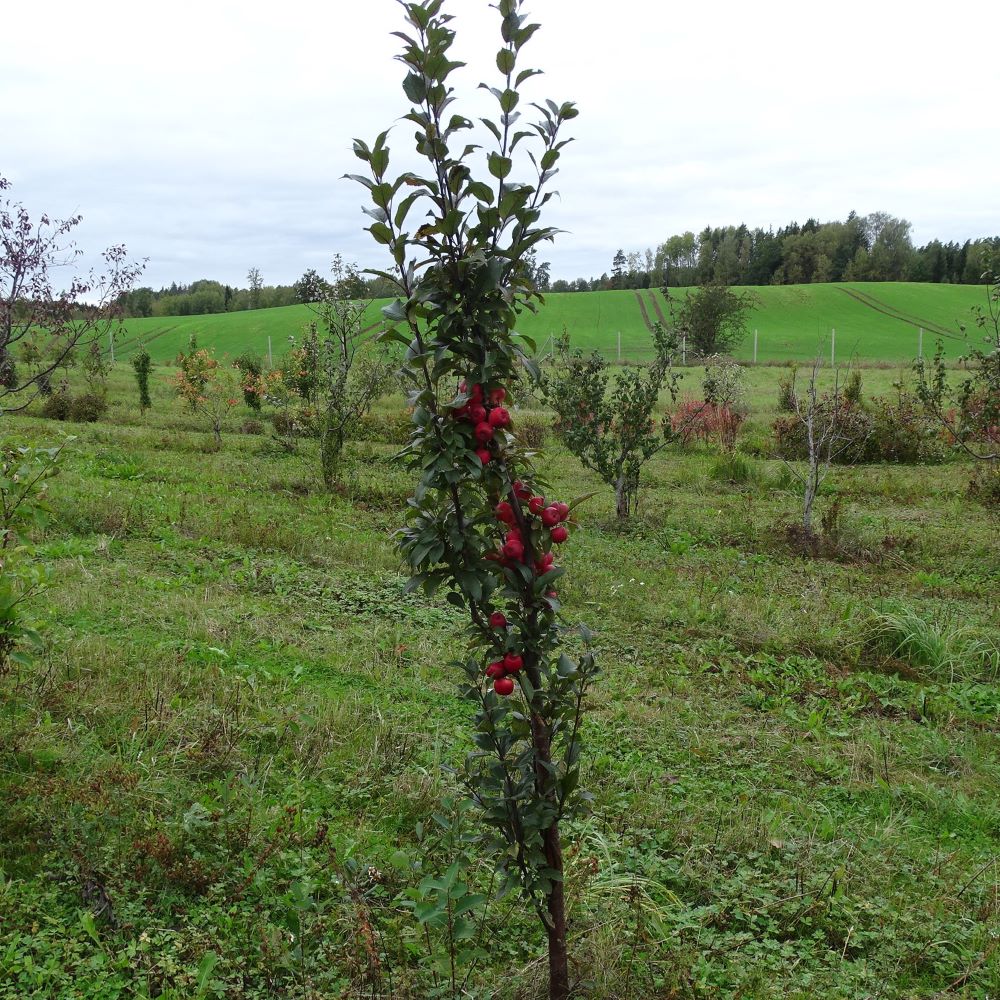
[782,359,868,537]
[350,3,595,996]
[314,255,395,488]
[543,322,679,519]
[131,347,153,413]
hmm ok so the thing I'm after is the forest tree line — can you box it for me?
[551,212,999,292]
[118,212,999,317]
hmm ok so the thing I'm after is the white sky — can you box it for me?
[3,0,998,289]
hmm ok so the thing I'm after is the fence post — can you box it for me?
[753,329,758,364]
[682,334,686,367]
[831,328,836,368]
[918,327,923,359]
[109,331,115,364]
[617,331,621,362]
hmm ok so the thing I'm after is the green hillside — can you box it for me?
[114,283,988,365]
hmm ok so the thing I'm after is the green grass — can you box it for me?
[1,366,999,998]
[115,283,989,366]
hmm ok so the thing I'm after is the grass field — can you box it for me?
[113,283,989,367]
[1,364,998,998]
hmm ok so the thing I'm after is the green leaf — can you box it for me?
[367,223,393,245]
[496,49,515,75]
[403,71,427,104]
[488,154,513,180]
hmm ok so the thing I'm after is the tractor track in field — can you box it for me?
[106,319,383,360]
[106,323,181,358]
[647,290,668,326]
[838,287,964,342]
[633,291,654,332]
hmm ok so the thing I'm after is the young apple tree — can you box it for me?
[543,322,679,519]
[314,255,396,488]
[349,3,595,996]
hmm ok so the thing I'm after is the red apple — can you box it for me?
[550,525,568,544]
[485,661,506,678]
[512,480,531,500]
[503,652,523,672]
[489,387,506,405]
[488,407,511,428]
[495,501,515,524]
[502,538,524,561]
[475,422,494,444]
[555,502,570,519]
[468,404,487,424]
[528,495,546,515]
[541,506,561,527]
[546,589,558,599]
[475,448,492,465]
[489,611,508,629]
[494,676,515,696]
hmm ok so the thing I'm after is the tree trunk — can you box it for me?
[614,475,630,520]
[529,708,570,999]
[544,822,570,1000]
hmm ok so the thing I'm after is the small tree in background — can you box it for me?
[0,175,144,412]
[173,344,218,412]
[666,282,758,359]
[779,360,868,539]
[130,346,153,413]
[234,351,264,410]
[350,3,594,995]
[915,271,1000,464]
[315,256,395,487]
[246,267,263,310]
[293,268,331,304]
[544,322,679,519]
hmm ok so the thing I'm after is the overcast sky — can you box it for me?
[3,0,997,290]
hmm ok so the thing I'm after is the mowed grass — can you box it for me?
[1,365,999,998]
[114,283,989,366]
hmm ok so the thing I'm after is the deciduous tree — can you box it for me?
[0,176,143,411]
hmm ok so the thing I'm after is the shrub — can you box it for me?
[240,418,264,435]
[68,391,109,423]
[776,369,797,413]
[866,392,945,464]
[968,462,1000,506]
[843,368,863,406]
[518,415,549,449]
[672,399,745,450]
[773,400,873,464]
[41,388,72,421]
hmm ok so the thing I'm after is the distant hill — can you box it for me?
[113,283,988,365]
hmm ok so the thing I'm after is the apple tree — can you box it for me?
[349,2,596,996]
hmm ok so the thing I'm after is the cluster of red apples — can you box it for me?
[453,380,575,699]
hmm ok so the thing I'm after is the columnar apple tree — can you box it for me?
[349,2,595,996]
